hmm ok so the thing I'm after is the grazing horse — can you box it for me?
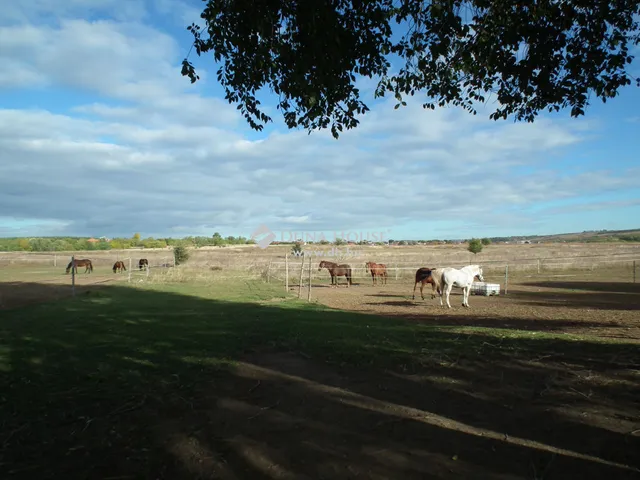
[318,260,353,287]
[138,258,149,270]
[439,265,484,308]
[65,258,93,274]
[112,261,127,273]
[365,261,387,285]
[412,267,441,300]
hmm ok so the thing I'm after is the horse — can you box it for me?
[65,258,93,274]
[138,258,148,270]
[412,267,441,300]
[439,265,484,308]
[318,260,353,287]
[365,261,387,285]
[112,261,127,273]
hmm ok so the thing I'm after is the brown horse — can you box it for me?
[318,260,352,287]
[113,261,127,273]
[365,261,388,285]
[65,258,93,274]
[412,267,441,300]
[138,258,148,270]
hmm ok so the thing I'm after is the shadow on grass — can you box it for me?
[0,282,639,479]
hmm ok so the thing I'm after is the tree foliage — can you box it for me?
[468,238,483,254]
[291,241,304,255]
[481,237,491,246]
[182,0,640,138]
[173,245,190,266]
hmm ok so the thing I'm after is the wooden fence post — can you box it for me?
[71,255,75,297]
[266,262,272,283]
[298,254,305,298]
[537,259,541,274]
[395,263,399,281]
[504,265,509,295]
[634,260,636,283]
[285,254,289,291]
[54,254,57,267]
[307,254,312,301]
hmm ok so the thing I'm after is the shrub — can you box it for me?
[173,245,190,265]
[468,238,483,255]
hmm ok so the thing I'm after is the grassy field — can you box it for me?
[2,241,640,269]
[1,270,639,479]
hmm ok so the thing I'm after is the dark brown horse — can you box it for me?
[365,261,388,285]
[65,258,93,274]
[412,267,441,300]
[318,260,352,287]
[112,261,127,273]
[138,258,148,270]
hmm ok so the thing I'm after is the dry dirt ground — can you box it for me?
[304,277,640,340]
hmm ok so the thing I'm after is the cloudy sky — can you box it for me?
[1,1,639,241]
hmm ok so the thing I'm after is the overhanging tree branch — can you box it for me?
[181,0,640,138]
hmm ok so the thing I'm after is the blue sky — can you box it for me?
[0,0,639,241]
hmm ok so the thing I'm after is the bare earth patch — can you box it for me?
[303,279,640,340]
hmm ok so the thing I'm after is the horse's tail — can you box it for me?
[89,261,93,273]
[123,262,126,271]
[347,267,353,284]
[434,268,445,293]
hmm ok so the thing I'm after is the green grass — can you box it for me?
[1,278,639,478]
[2,278,637,380]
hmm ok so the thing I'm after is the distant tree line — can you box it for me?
[0,232,256,252]
[1,231,637,252]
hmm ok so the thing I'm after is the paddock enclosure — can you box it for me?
[1,243,639,479]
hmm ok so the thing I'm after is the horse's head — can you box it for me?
[475,266,484,282]
[365,262,370,272]
[318,261,325,271]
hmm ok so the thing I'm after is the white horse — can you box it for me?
[439,265,484,308]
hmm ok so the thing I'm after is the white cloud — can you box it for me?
[0,2,638,238]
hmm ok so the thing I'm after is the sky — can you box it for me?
[0,0,639,242]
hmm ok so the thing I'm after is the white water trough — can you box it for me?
[470,282,501,296]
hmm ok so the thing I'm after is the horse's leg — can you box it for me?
[444,283,453,308]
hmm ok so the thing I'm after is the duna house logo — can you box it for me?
[251,224,276,249]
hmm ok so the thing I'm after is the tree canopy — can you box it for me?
[182,0,640,138]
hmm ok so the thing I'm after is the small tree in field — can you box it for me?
[291,241,303,256]
[468,238,483,255]
[173,245,190,266]
[481,238,491,246]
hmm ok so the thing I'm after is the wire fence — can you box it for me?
[1,252,638,304]
[264,256,640,282]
